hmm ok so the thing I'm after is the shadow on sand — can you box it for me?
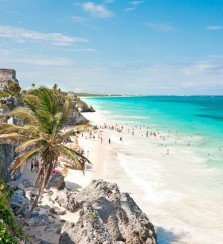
[156,226,182,244]
[65,181,82,191]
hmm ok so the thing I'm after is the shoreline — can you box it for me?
[73,109,223,244]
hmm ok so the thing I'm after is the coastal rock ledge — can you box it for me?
[59,180,157,244]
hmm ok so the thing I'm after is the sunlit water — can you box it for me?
[83,96,223,244]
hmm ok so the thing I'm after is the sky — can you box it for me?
[0,0,223,95]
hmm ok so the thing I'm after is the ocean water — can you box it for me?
[83,96,223,243]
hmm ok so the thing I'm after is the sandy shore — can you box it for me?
[20,109,223,243]
[69,110,223,244]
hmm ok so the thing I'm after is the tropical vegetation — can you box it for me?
[0,87,90,221]
[0,179,25,243]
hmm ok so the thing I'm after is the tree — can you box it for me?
[6,81,21,97]
[53,84,58,91]
[0,87,90,221]
[0,81,21,99]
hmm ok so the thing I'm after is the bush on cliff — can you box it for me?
[0,179,25,243]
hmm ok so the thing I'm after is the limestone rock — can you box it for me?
[59,180,157,244]
[53,188,79,212]
[59,203,114,244]
[47,172,65,190]
[66,110,88,126]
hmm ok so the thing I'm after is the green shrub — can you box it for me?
[0,179,25,243]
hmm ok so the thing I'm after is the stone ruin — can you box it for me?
[0,68,19,90]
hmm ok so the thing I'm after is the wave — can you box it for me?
[117,153,183,204]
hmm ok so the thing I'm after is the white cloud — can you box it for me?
[18,57,73,66]
[129,1,144,6]
[0,25,89,46]
[82,2,113,18]
[206,25,223,30]
[182,62,223,75]
[0,48,74,66]
[125,0,144,11]
[145,22,177,32]
[71,15,88,23]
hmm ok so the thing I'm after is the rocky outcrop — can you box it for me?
[59,180,157,244]
[66,110,88,126]
[47,172,65,190]
[76,100,95,113]
[0,143,15,182]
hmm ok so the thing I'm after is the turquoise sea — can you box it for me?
[84,96,223,168]
[83,96,223,243]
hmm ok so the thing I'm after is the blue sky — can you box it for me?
[0,0,223,95]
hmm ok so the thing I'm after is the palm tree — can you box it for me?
[0,87,90,221]
[53,83,58,91]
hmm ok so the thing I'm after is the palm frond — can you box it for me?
[10,147,42,171]
[16,138,45,153]
[0,133,27,144]
[53,97,71,132]
[0,123,39,136]
[59,129,75,141]
[21,93,40,111]
[57,145,89,173]
[34,87,57,115]
[10,107,39,125]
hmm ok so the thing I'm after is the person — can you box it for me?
[109,138,111,144]
[120,137,123,141]
[34,159,39,172]
[31,159,34,172]
[101,137,103,144]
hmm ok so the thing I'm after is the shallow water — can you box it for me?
[83,96,223,243]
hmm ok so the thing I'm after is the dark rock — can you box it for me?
[47,172,65,190]
[50,207,66,215]
[26,214,50,226]
[10,189,29,211]
[38,239,54,244]
[0,143,15,182]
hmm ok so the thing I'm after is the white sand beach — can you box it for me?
[20,110,223,243]
[67,111,223,244]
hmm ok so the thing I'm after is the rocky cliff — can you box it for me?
[0,143,15,182]
[59,180,157,244]
[9,178,157,243]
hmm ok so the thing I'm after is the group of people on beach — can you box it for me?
[80,121,222,158]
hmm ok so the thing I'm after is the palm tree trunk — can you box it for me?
[21,162,54,225]
[23,178,45,222]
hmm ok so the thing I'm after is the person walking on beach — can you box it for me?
[101,137,103,144]
[109,138,111,144]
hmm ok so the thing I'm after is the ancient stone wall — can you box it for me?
[0,68,18,90]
